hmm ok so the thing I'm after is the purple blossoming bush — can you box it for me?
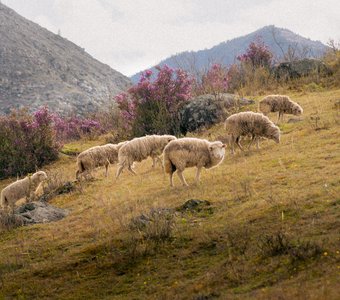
[0,107,60,179]
[0,106,104,179]
[194,63,229,99]
[115,65,193,137]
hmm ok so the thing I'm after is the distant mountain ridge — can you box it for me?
[131,25,329,83]
[0,3,131,115]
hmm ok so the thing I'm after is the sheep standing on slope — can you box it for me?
[163,138,226,187]
[0,171,48,212]
[224,111,280,154]
[76,141,127,180]
[116,135,176,178]
[259,95,303,122]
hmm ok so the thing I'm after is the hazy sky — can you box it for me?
[3,0,340,76]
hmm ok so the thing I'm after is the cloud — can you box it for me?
[5,0,340,76]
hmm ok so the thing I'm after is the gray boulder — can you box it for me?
[273,58,332,80]
[179,93,254,135]
[14,202,68,225]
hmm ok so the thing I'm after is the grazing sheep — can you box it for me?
[76,141,127,180]
[259,95,303,122]
[224,111,280,154]
[163,138,226,187]
[116,135,176,178]
[1,171,48,212]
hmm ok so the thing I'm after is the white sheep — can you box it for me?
[259,95,303,122]
[116,135,176,178]
[163,138,226,187]
[76,141,127,180]
[224,111,280,154]
[0,171,48,212]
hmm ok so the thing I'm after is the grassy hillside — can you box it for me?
[0,89,339,299]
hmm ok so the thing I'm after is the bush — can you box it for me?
[115,65,193,137]
[53,114,103,142]
[0,107,60,179]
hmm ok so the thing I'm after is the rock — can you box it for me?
[179,93,254,134]
[272,58,332,80]
[176,199,212,212]
[14,201,68,225]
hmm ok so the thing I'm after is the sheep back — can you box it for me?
[118,135,176,166]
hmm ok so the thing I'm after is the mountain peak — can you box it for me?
[131,26,328,83]
[0,3,131,115]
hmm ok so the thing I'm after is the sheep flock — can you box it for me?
[1,94,303,212]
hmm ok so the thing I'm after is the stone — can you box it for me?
[14,201,68,225]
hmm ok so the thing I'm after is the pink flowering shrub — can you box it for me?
[115,65,193,136]
[194,64,229,98]
[0,106,104,179]
[0,107,60,179]
[237,37,273,69]
[52,114,102,142]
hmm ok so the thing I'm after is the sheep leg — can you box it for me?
[177,170,189,187]
[195,167,202,184]
[236,136,244,151]
[116,165,124,179]
[151,156,157,168]
[230,136,236,154]
[127,164,137,175]
[105,160,110,177]
[247,135,256,150]
[256,137,260,149]
[277,112,282,123]
[169,172,174,187]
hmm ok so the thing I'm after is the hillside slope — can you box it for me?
[0,89,339,299]
[0,3,131,115]
[131,25,328,83]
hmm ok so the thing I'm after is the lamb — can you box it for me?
[116,135,176,178]
[0,171,48,212]
[224,111,280,154]
[76,141,127,180]
[163,138,226,187]
[259,95,303,122]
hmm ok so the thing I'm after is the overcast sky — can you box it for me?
[3,0,340,76]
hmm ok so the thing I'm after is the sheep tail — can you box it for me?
[163,154,176,174]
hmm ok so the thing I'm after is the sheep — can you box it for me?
[163,138,226,187]
[224,111,280,154]
[0,171,48,212]
[116,135,176,178]
[259,95,303,122]
[76,141,127,180]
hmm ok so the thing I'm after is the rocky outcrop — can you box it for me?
[273,59,332,80]
[179,93,254,135]
[0,3,131,115]
[14,202,68,225]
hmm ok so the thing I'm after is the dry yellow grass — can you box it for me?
[0,89,339,299]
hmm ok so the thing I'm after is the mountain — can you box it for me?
[0,3,131,115]
[131,25,329,83]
